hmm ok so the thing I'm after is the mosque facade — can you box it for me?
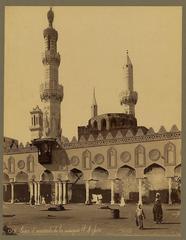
[3,8,181,206]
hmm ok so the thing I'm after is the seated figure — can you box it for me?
[91,194,98,204]
[97,194,103,204]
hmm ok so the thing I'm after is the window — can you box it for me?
[164,142,176,165]
[101,119,107,130]
[8,157,15,173]
[135,145,146,167]
[82,150,91,169]
[27,155,34,173]
[107,147,117,168]
[48,36,51,50]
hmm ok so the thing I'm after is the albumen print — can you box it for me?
[3,6,181,237]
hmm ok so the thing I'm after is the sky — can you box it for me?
[4,6,182,144]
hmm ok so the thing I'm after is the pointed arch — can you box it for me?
[107,147,117,168]
[92,167,109,180]
[144,163,166,174]
[16,171,29,182]
[116,165,137,201]
[70,167,83,173]
[117,165,136,179]
[135,144,146,167]
[69,168,84,184]
[164,142,176,165]
[143,163,167,202]
[41,170,54,182]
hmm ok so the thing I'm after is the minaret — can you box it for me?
[119,50,138,116]
[91,88,98,118]
[40,8,63,139]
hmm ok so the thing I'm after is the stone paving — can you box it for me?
[3,203,181,236]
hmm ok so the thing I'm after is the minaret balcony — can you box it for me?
[120,90,138,105]
[42,52,61,66]
[43,27,58,40]
[40,83,63,101]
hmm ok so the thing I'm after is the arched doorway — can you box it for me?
[116,165,137,203]
[90,167,110,203]
[144,164,167,203]
[15,172,29,202]
[171,164,181,203]
[69,168,84,203]
[40,170,54,204]
[3,173,11,202]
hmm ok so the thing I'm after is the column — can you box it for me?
[85,180,90,204]
[37,182,41,205]
[58,181,62,204]
[10,182,14,204]
[111,179,115,205]
[34,182,38,204]
[62,181,67,204]
[168,177,172,205]
[138,178,142,205]
[55,181,58,204]
[29,182,34,204]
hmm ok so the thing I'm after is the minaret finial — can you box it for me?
[92,87,97,105]
[91,87,98,118]
[47,7,54,27]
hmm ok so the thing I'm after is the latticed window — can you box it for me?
[164,142,176,165]
[82,150,91,169]
[135,144,146,167]
[107,147,117,168]
[8,157,15,173]
[27,155,34,173]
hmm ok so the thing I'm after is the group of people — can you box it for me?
[135,192,163,230]
[30,194,52,205]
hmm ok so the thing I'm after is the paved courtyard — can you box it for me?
[3,203,181,236]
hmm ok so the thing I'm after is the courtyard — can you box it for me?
[3,202,181,236]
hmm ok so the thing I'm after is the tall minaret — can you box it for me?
[40,8,63,139]
[91,88,98,118]
[119,50,138,116]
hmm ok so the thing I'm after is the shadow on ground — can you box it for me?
[161,222,181,225]
[143,227,168,230]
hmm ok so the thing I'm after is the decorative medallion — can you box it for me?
[17,160,25,169]
[120,151,131,163]
[94,154,104,165]
[149,149,160,161]
[71,156,80,166]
